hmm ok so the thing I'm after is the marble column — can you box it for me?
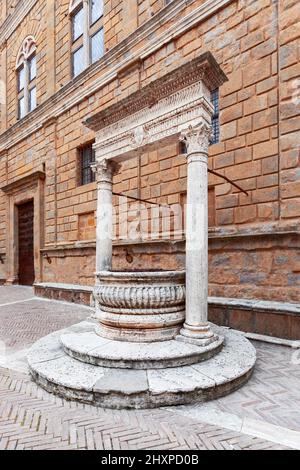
[178,121,219,346]
[91,159,120,273]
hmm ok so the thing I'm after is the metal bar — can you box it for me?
[113,166,248,207]
[112,192,170,208]
[208,168,249,196]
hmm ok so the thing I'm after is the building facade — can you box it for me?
[0,0,299,338]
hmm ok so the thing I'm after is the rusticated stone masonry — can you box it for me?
[0,0,298,308]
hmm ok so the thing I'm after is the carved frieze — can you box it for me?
[92,85,214,160]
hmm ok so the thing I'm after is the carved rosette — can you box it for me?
[94,271,186,342]
[180,121,212,156]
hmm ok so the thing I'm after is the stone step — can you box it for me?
[61,329,224,369]
[27,321,256,410]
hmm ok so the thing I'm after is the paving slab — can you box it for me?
[0,286,298,450]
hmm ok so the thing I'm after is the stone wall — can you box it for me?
[0,0,299,303]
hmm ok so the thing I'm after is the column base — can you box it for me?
[5,277,19,286]
[176,323,221,347]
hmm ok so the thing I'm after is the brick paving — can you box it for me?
[0,287,89,352]
[0,286,298,450]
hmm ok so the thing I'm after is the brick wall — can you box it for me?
[0,0,299,301]
[279,0,300,221]
[138,0,165,27]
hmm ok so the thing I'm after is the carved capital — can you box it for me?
[91,160,121,184]
[180,122,212,157]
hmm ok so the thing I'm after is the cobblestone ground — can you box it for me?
[0,286,299,451]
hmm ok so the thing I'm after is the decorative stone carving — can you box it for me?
[91,159,120,184]
[16,35,36,69]
[94,271,186,342]
[85,53,226,161]
[180,122,212,156]
[130,125,150,148]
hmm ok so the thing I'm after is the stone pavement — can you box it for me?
[0,286,299,451]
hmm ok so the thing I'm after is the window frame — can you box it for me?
[70,0,104,78]
[16,37,37,120]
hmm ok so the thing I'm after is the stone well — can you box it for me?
[94,270,186,342]
[28,53,256,409]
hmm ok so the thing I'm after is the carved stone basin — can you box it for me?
[94,271,186,342]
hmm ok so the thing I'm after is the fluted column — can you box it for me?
[91,159,120,273]
[178,121,219,346]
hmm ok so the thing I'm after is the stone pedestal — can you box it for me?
[28,321,256,409]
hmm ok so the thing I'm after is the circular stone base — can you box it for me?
[61,329,224,369]
[27,321,256,410]
[95,322,183,343]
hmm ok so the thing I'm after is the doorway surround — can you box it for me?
[1,170,45,285]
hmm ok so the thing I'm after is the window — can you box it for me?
[80,143,96,185]
[70,0,104,78]
[73,46,85,77]
[211,89,220,145]
[16,36,37,119]
[90,28,104,63]
[90,0,103,24]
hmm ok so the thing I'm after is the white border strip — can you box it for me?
[170,407,300,450]
[0,297,36,307]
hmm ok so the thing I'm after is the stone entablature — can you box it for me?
[86,53,227,162]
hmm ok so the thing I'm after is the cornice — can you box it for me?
[0,170,45,193]
[0,0,39,43]
[86,52,227,132]
[0,0,234,153]
[40,223,300,254]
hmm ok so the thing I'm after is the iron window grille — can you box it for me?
[80,143,96,185]
[211,89,220,145]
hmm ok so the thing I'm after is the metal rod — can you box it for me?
[112,192,170,208]
[112,167,248,207]
[208,168,249,196]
